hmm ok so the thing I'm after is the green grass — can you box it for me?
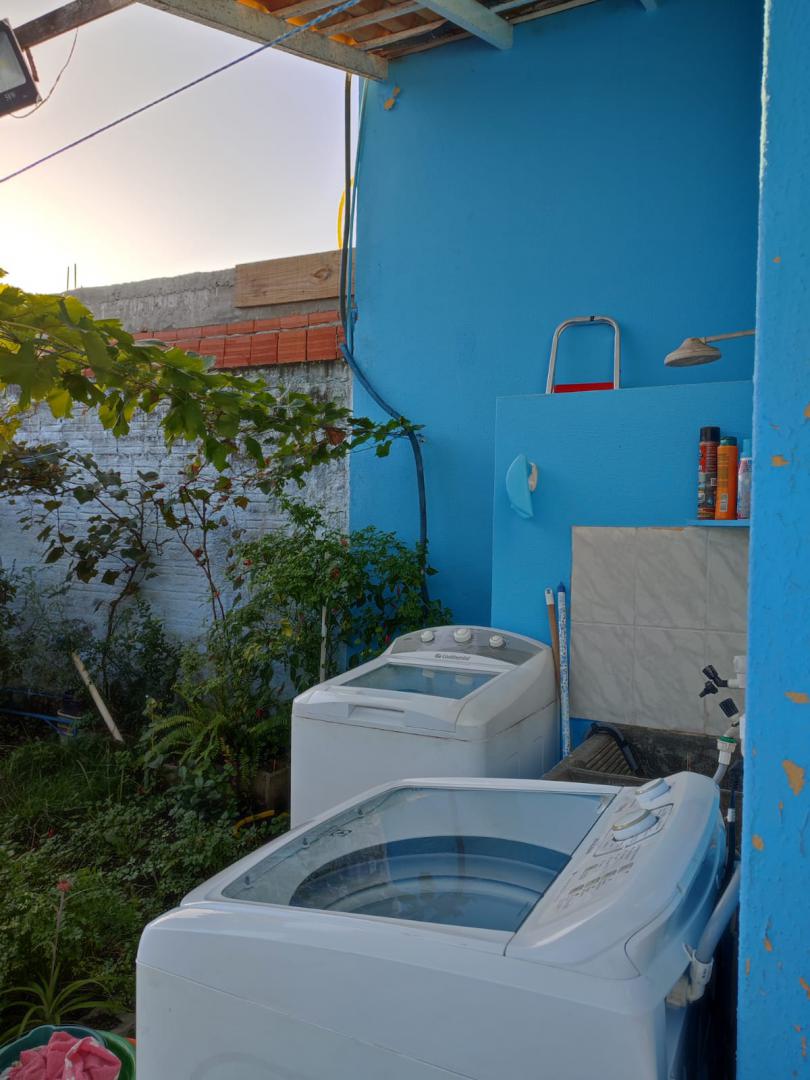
[0,735,137,848]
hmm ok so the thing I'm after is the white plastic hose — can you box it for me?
[695,863,741,965]
[683,863,741,1002]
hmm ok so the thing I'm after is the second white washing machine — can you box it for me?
[291,625,558,824]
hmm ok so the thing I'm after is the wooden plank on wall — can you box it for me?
[235,249,353,307]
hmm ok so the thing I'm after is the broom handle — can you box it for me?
[545,587,560,682]
[557,584,571,758]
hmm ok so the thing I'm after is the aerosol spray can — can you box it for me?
[716,436,739,520]
[736,438,752,519]
[698,426,720,520]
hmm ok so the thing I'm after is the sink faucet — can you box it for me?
[699,656,747,784]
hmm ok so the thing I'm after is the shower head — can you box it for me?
[664,338,723,367]
[664,329,755,368]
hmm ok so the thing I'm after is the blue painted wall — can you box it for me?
[738,1,810,1072]
[353,0,762,623]
[490,381,753,636]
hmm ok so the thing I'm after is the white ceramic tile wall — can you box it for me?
[570,526,748,734]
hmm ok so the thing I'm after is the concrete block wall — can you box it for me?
[0,266,350,639]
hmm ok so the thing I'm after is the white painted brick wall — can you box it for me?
[1,265,351,639]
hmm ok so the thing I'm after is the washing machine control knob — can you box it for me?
[611,808,657,840]
[453,627,473,644]
[635,778,671,807]
[489,634,505,649]
[419,630,435,644]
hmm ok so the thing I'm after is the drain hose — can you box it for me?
[695,863,741,966]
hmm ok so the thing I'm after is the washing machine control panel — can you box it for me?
[635,777,671,807]
[595,802,673,855]
[509,772,721,969]
[390,626,545,666]
[543,795,675,918]
[610,807,657,839]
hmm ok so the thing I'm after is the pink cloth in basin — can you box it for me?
[7,1032,120,1080]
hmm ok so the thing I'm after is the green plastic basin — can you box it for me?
[0,1024,135,1078]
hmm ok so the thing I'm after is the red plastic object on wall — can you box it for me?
[552,381,614,393]
[545,316,621,394]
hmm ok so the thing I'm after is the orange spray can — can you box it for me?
[715,437,739,520]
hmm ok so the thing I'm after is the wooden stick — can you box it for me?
[71,651,124,743]
[545,586,560,682]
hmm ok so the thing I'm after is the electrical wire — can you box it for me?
[338,74,430,603]
[0,0,362,187]
[11,30,79,119]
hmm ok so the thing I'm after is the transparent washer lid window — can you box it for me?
[221,785,613,933]
[340,663,496,699]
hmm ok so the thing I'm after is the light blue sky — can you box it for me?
[1,2,352,293]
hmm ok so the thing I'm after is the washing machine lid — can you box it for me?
[207,781,614,935]
[339,662,498,701]
[293,626,555,736]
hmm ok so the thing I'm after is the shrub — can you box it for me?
[231,500,452,693]
[0,566,20,685]
[84,600,181,733]
[1,572,90,698]
[141,627,289,806]
[0,568,180,737]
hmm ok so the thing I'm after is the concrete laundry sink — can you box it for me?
[545,723,741,839]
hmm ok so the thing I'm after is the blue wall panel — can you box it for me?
[490,382,753,637]
[738,0,810,1072]
[353,0,762,623]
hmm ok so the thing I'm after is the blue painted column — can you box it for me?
[738,1,810,1073]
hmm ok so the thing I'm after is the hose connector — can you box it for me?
[684,945,714,1003]
[712,734,737,784]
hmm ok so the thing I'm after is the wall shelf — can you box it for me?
[686,519,750,527]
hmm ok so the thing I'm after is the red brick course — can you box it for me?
[249,334,279,366]
[144,308,343,370]
[307,326,338,361]
[226,319,255,335]
[308,310,339,325]
[277,329,307,364]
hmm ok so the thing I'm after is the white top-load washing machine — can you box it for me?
[137,770,726,1080]
[291,624,557,824]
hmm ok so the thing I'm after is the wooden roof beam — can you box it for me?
[417,0,511,47]
[360,17,444,47]
[383,0,599,58]
[14,0,135,50]
[140,0,388,79]
[338,0,427,33]
[272,0,335,19]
